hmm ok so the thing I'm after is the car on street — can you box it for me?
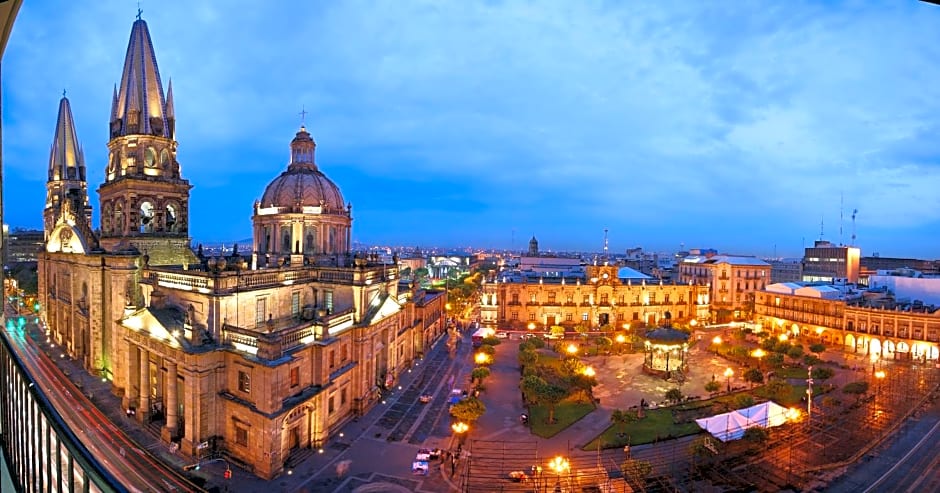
[495,331,509,339]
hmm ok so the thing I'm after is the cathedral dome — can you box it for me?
[259,126,345,212]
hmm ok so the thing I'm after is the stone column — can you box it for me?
[138,347,150,423]
[122,343,139,412]
[162,360,178,442]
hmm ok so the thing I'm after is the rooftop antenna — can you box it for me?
[839,192,844,246]
[819,215,825,241]
[851,209,858,246]
[603,228,609,263]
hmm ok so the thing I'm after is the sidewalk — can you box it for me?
[30,322,468,492]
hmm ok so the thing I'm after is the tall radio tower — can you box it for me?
[603,228,609,264]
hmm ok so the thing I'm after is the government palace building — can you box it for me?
[37,17,445,479]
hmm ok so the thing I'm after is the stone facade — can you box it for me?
[753,290,940,361]
[493,264,710,331]
[36,16,447,479]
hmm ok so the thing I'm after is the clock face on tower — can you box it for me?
[602,272,609,280]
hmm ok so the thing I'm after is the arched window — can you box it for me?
[261,226,270,253]
[165,203,177,232]
[328,227,335,253]
[304,227,317,254]
[282,229,291,253]
[144,147,156,168]
[114,203,124,235]
[160,149,171,168]
[140,201,155,233]
[102,205,113,234]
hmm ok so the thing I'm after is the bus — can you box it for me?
[471,328,487,348]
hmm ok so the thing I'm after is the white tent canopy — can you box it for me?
[695,401,791,442]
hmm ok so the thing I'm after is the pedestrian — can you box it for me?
[450,456,457,475]
[336,459,351,478]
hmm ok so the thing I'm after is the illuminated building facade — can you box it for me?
[492,264,710,331]
[801,240,860,284]
[754,290,939,361]
[677,254,771,319]
[36,17,445,479]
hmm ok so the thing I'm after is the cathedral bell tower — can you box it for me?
[97,16,195,265]
[43,95,93,243]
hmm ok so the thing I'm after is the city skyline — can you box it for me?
[3,1,940,259]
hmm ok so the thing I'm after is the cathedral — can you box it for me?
[37,16,445,479]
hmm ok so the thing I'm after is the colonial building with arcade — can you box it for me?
[37,16,445,479]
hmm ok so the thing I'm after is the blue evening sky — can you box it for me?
[3,1,940,258]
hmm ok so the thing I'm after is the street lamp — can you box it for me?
[874,369,886,404]
[451,421,469,445]
[724,367,734,393]
[752,348,766,371]
[806,366,814,419]
[583,366,596,377]
[712,336,722,355]
[778,333,788,342]
[566,343,578,355]
[474,352,490,365]
[547,456,570,491]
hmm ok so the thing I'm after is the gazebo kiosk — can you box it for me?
[643,327,690,379]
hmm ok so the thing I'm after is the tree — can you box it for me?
[730,346,749,360]
[743,368,764,387]
[528,337,546,349]
[742,426,769,444]
[611,409,639,436]
[482,336,501,347]
[568,373,597,403]
[550,325,566,338]
[471,367,491,386]
[760,338,777,351]
[689,436,718,459]
[414,267,429,279]
[521,375,546,406]
[537,383,568,424]
[809,343,826,354]
[595,337,613,353]
[449,396,486,424]
[478,344,496,356]
[562,356,584,376]
[573,324,589,337]
[842,381,870,402]
[518,349,538,368]
[621,458,653,484]
[665,388,684,405]
[787,345,804,360]
[766,353,784,368]
[705,380,721,394]
[803,354,821,366]
[764,380,793,402]
[811,366,834,381]
[734,394,755,409]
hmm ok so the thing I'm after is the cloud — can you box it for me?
[3,0,940,258]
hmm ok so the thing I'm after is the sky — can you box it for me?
[3,1,940,259]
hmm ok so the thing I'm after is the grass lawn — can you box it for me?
[775,366,810,379]
[582,408,702,451]
[529,395,595,438]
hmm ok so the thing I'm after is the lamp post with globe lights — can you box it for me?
[712,336,722,355]
[724,367,734,393]
[752,348,766,371]
[548,456,570,491]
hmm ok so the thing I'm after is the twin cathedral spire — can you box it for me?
[45,15,192,262]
